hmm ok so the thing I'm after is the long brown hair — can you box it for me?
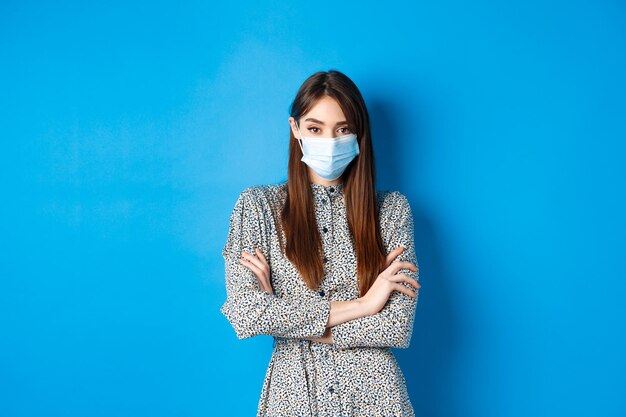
[280,70,387,297]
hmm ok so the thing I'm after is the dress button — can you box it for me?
[329,187,334,192]
[322,226,328,233]
[319,290,325,297]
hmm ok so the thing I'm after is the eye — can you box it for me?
[307,127,320,133]
[338,127,352,134]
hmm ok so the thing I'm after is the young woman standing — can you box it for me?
[220,69,421,416]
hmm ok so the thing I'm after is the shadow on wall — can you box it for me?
[369,97,463,417]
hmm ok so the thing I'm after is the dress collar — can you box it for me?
[310,181,343,192]
[310,181,344,202]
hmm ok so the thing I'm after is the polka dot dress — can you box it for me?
[220,180,419,416]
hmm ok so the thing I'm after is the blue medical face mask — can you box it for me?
[295,121,360,181]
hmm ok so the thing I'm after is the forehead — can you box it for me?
[302,96,346,122]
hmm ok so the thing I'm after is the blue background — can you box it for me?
[1,1,625,416]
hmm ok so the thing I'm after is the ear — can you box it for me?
[288,116,300,139]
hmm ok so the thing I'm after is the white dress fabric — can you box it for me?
[220,180,419,416]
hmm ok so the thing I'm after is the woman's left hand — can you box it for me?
[240,248,274,295]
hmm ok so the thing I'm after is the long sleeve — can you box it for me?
[219,187,331,340]
[330,192,419,349]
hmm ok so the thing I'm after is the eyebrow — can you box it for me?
[304,117,349,126]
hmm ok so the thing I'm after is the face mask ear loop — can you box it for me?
[295,121,305,154]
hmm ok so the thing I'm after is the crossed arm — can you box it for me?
[220,188,420,349]
[242,244,416,347]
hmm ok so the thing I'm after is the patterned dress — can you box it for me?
[220,180,419,416]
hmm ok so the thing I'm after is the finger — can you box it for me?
[255,249,271,273]
[387,261,418,275]
[386,245,403,259]
[256,277,268,292]
[386,261,418,276]
[243,264,271,294]
[385,246,404,266]
[255,248,268,262]
[260,279,274,295]
[247,249,270,273]
[239,257,264,278]
[259,281,272,294]
[398,274,420,289]
[405,277,421,289]
[394,282,417,298]
[251,266,273,294]
[258,275,273,293]
[242,251,268,273]
[388,273,421,289]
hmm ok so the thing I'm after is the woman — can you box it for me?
[220,69,421,416]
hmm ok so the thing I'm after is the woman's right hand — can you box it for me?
[240,248,274,295]
[358,246,420,316]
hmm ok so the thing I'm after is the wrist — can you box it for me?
[355,297,373,317]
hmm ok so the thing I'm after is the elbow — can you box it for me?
[233,326,257,340]
[392,331,412,349]
[229,315,258,340]
[389,314,415,349]
[390,295,418,349]
[220,300,260,340]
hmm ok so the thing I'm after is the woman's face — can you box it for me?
[288,95,353,139]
